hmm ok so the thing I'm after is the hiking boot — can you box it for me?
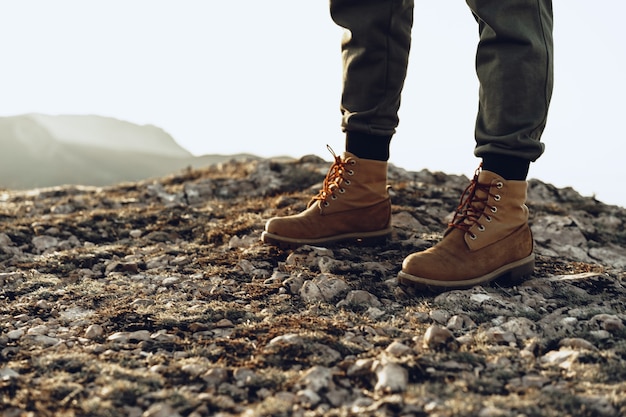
[398,166,534,290]
[261,147,392,248]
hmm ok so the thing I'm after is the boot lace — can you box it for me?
[309,145,355,208]
[449,164,502,240]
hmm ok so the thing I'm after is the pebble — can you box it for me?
[298,366,333,392]
[373,361,408,393]
[107,330,151,343]
[84,324,104,339]
[541,349,579,369]
[385,341,412,357]
[422,325,455,349]
[0,368,19,381]
[7,329,25,340]
[336,290,382,308]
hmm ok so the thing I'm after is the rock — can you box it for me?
[84,324,104,339]
[589,313,624,332]
[298,366,333,392]
[142,403,182,417]
[423,325,455,349]
[107,330,151,343]
[161,277,180,287]
[7,329,24,340]
[337,290,382,308]
[429,309,451,325]
[0,367,19,381]
[373,361,408,393]
[446,314,476,331]
[540,349,579,369]
[531,215,593,262]
[32,235,59,252]
[559,337,597,351]
[385,341,412,357]
[202,367,229,386]
[314,274,349,301]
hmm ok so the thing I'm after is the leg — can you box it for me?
[331,0,414,161]
[399,0,554,290]
[470,0,554,179]
[262,0,414,247]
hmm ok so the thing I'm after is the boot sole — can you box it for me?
[261,227,393,249]
[397,252,535,291]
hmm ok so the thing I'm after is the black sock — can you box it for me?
[345,131,392,161]
[481,154,530,180]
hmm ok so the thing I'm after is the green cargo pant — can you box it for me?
[330,0,553,162]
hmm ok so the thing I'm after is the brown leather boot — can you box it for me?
[261,148,392,248]
[398,166,534,290]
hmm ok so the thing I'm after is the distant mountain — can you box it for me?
[0,114,257,189]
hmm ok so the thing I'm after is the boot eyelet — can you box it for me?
[349,160,356,165]
[323,201,330,207]
[478,225,485,232]
[344,180,351,185]
[339,188,346,194]
[496,182,504,189]
[469,233,477,240]
[485,216,492,222]
[331,195,338,200]
[491,207,498,213]
[494,194,501,201]
[348,170,355,176]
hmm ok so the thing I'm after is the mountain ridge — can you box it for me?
[0,114,259,189]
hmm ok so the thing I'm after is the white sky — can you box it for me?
[1,1,625,207]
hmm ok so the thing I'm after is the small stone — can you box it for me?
[591,314,624,332]
[32,235,59,252]
[181,363,208,377]
[346,358,375,377]
[36,300,52,310]
[31,335,60,346]
[129,330,151,341]
[215,319,234,328]
[478,406,509,417]
[300,281,324,304]
[541,349,579,369]
[161,277,180,287]
[298,366,333,392]
[27,325,49,335]
[142,403,182,417]
[367,307,386,320]
[481,326,517,345]
[429,309,451,325]
[373,361,408,393]
[559,337,597,351]
[446,314,476,331]
[0,367,19,381]
[107,330,151,343]
[202,367,229,386]
[337,290,382,308]
[131,298,155,307]
[84,324,104,339]
[589,330,611,340]
[296,388,321,408]
[423,325,455,349]
[385,341,412,357]
[233,368,256,389]
[314,274,349,301]
[151,332,177,342]
[7,329,25,340]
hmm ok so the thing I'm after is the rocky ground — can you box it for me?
[1,156,625,417]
